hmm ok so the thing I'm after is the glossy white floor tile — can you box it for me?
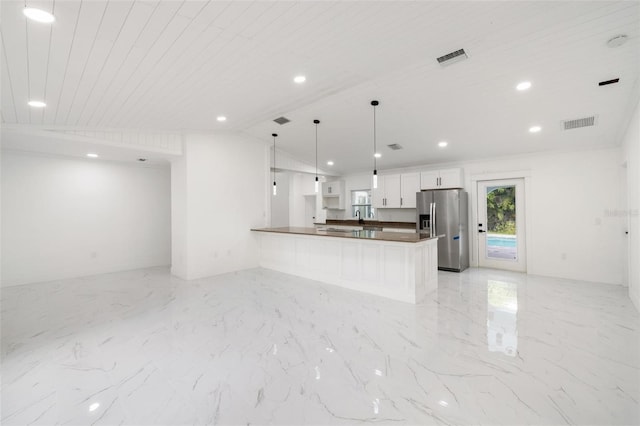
[1,267,638,425]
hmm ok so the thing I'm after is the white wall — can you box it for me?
[1,151,171,287]
[462,149,625,286]
[171,133,268,281]
[323,147,626,285]
[271,171,290,228]
[170,151,188,279]
[622,99,640,311]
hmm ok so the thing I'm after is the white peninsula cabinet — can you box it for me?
[420,168,464,190]
[373,172,420,209]
[252,227,438,304]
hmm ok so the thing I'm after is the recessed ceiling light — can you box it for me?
[87,153,99,158]
[516,81,532,91]
[438,141,448,148]
[216,116,226,122]
[293,75,306,84]
[374,152,381,158]
[529,125,542,133]
[23,7,55,23]
[28,100,46,107]
[327,161,334,166]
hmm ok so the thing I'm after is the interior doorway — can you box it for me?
[477,178,526,272]
[304,195,316,227]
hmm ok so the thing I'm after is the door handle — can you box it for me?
[478,230,486,233]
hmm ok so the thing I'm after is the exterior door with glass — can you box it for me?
[477,179,526,272]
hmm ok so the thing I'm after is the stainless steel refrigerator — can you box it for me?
[416,189,469,272]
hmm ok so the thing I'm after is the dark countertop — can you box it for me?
[315,220,416,229]
[252,227,436,243]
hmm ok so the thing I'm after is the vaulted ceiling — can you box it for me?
[2,1,639,172]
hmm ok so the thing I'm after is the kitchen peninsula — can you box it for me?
[251,227,438,304]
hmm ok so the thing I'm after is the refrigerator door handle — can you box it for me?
[433,202,436,235]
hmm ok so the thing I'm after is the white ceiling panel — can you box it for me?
[1,0,638,172]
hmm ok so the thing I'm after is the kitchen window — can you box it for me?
[351,190,374,219]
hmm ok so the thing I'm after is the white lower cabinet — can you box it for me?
[255,231,438,304]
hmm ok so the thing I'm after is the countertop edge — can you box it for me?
[251,227,437,243]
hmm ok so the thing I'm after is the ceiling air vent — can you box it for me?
[437,48,468,66]
[598,78,619,86]
[273,116,290,125]
[563,116,596,130]
[387,143,403,151]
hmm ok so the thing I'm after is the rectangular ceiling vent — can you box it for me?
[598,78,619,86]
[273,116,290,125]
[437,48,468,66]
[563,116,597,130]
[387,143,403,151]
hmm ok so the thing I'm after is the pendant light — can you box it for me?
[314,119,320,193]
[371,100,379,189]
[272,133,278,196]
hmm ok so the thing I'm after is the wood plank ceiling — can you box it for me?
[2,1,639,171]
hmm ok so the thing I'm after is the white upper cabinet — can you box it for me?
[420,168,463,190]
[439,168,464,189]
[373,174,399,208]
[420,171,440,190]
[373,173,418,209]
[322,181,345,209]
[384,174,401,208]
[322,181,342,196]
[400,172,420,208]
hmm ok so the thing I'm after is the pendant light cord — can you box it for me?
[373,104,377,170]
[272,133,277,184]
[315,122,318,179]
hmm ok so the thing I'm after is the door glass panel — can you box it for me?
[486,185,517,260]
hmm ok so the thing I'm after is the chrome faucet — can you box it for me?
[355,210,365,224]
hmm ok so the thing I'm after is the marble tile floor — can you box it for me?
[1,266,638,425]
